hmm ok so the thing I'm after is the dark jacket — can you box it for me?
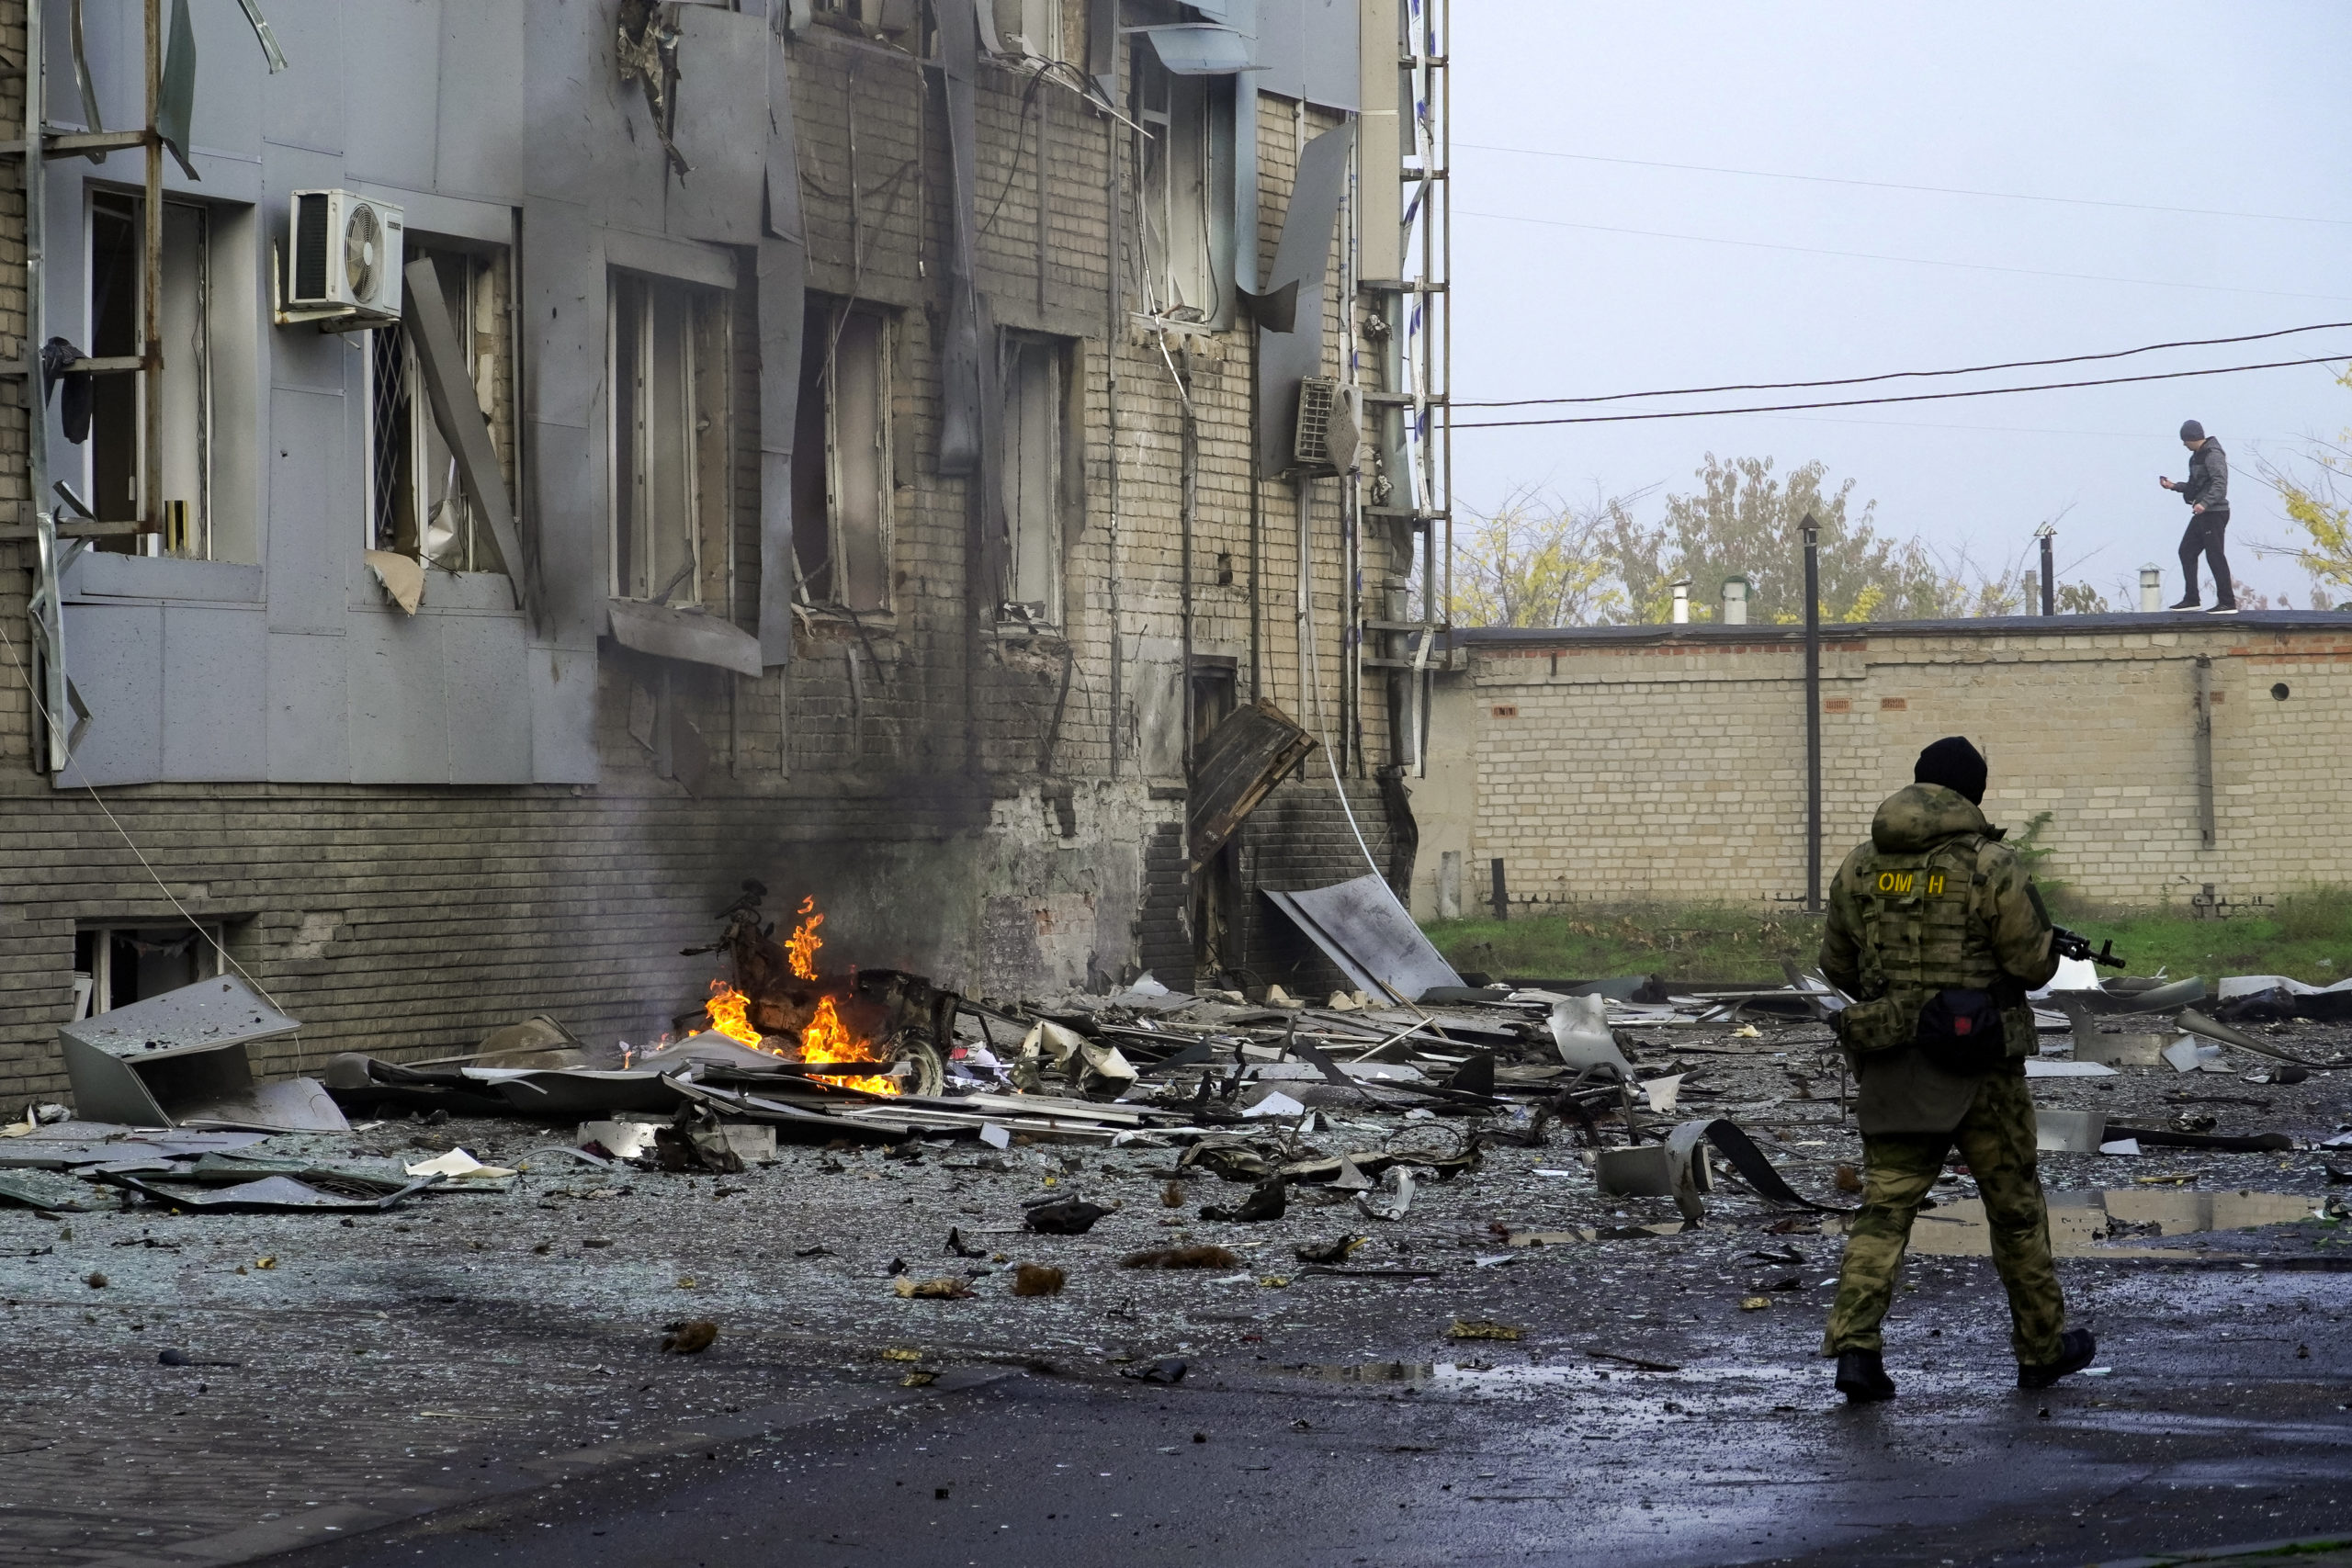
[2177,439,2229,513]
[1820,784,2058,1136]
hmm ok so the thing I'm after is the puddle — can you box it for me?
[1908,1189,2320,1258]
[1291,1360,1695,1394]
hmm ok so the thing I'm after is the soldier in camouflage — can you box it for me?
[1817,737,2098,1402]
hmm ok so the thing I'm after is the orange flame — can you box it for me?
[797,995,898,1095]
[703,977,898,1095]
[786,896,824,982]
[706,980,761,1047]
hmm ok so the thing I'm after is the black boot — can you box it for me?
[1835,1348,1896,1403]
[2168,595,2200,610]
[2018,1328,2098,1389]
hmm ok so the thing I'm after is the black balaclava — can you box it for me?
[1913,737,1987,806]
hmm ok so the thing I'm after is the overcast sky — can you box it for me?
[1448,2,2352,611]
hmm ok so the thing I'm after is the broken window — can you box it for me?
[610,271,730,605]
[992,0,1062,57]
[1001,333,1068,625]
[73,923,224,1020]
[366,246,514,573]
[87,192,211,557]
[791,299,892,613]
[1133,51,1231,325]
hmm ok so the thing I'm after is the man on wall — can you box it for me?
[2161,419,2235,614]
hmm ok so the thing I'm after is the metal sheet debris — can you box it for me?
[1262,874,1463,1004]
[58,976,345,1134]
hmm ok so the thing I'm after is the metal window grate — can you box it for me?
[1293,377,1337,470]
[369,329,410,551]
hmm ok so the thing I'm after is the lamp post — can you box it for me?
[1803,514,1822,912]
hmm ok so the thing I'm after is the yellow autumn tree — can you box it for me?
[2257,365,2352,604]
[1452,487,1633,627]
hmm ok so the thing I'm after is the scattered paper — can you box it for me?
[2098,1139,2142,1156]
[1242,1091,1306,1120]
[2026,1059,2118,1077]
[1644,1074,1686,1113]
[403,1148,516,1181]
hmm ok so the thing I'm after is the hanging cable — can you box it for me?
[1453,141,2352,228]
[1454,321,2352,409]
[1453,352,2352,430]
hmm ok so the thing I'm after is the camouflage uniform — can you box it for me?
[1817,783,2065,1364]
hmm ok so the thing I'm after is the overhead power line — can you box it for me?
[1454,321,2352,409]
[1455,209,2352,306]
[1455,141,2352,228]
[1453,354,2352,430]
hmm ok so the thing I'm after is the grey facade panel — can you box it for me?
[346,612,449,784]
[435,4,525,200]
[755,235,806,667]
[523,0,663,230]
[664,6,768,245]
[257,1,345,152]
[1138,24,1252,73]
[528,643,600,784]
[763,42,804,243]
[1255,123,1352,476]
[56,603,164,786]
[185,0,267,159]
[520,197,603,428]
[341,1,444,191]
[1250,0,1359,109]
[160,606,271,781]
[266,630,350,782]
[264,387,351,635]
[63,556,265,604]
[440,613,535,784]
[525,419,605,651]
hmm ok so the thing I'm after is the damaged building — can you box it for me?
[0,0,1456,1098]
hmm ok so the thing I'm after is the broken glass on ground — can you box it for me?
[1909,1188,2323,1258]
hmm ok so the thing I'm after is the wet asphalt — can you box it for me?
[257,1260,2352,1568]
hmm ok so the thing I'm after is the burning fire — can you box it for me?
[786,896,823,980]
[702,896,898,1094]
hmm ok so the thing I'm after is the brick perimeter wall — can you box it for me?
[1415,622,2352,916]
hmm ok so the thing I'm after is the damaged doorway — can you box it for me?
[1190,659,1239,987]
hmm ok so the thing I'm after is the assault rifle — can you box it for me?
[2052,926,2124,969]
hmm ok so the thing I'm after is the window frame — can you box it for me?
[362,243,514,575]
[1131,52,1233,328]
[792,297,897,615]
[85,188,215,558]
[606,267,734,608]
[1000,331,1069,628]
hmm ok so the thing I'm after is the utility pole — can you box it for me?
[2036,523,2056,615]
[1803,513,1822,912]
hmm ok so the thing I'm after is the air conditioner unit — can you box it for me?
[287,189,403,320]
[1291,377,1338,474]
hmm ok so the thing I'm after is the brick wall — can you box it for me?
[1416,616,2352,916]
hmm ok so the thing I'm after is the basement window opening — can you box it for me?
[73,922,227,1020]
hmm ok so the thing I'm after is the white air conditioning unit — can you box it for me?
[287,189,403,319]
